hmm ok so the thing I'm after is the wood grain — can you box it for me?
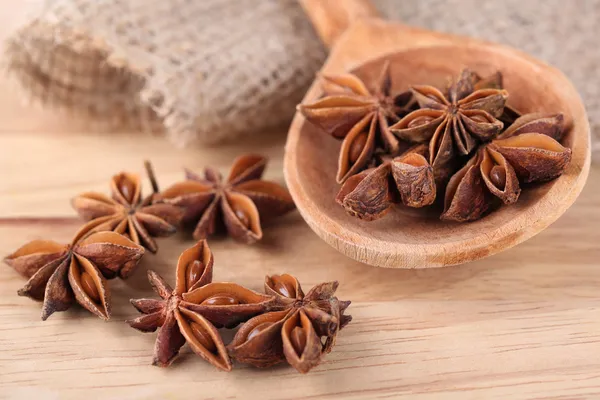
[284,18,590,268]
[1,4,600,400]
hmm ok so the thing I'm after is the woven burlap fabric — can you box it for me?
[4,0,327,144]
[4,0,599,160]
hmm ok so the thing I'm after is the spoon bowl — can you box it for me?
[284,17,590,268]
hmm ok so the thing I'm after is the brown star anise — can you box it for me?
[4,220,145,320]
[390,69,508,182]
[228,274,351,373]
[127,240,277,370]
[299,62,416,183]
[442,113,571,221]
[335,144,436,221]
[158,154,295,244]
[471,71,521,126]
[71,162,184,257]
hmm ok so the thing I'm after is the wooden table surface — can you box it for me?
[1,7,600,400]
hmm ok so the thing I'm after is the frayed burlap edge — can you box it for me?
[3,20,163,134]
[2,0,327,146]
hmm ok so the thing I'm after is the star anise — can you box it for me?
[442,113,571,221]
[471,71,521,126]
[228,274,351,373]
[335,144,436,221]
[299,62,416,183]
[158,154,295,244]
[4,220,145,320]
[71,162,184,258]
[127,240,277,370]
[390,68,508,183]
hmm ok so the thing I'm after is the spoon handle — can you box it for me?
[299,0,380,48]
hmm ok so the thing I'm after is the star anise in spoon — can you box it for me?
[336,144,436,221]
[71,162,184,258]
[228,274,351,373]
[442,113,571,222]
[299,62,415,183]
[158,154,295,244]
[127,240,277,370]
[4,220,145,320]
[471,71,522,126]
[390,68,508,183]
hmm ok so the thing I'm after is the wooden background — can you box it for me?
[1,5,600,400]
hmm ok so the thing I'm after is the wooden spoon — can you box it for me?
[283,0,591,268]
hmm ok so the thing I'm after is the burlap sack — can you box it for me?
[4,0,599,160]
[4,0,327,144]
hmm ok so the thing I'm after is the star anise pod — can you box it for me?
[497,112,565,142]
[390,68,508,183]
[299,62,414,183]
[471,71,521,126]
[71,162,184,258]
[228,274,351,373]
[158,154,295,244]
[4,220,145,320]
[127,240,277,370]
[442,113,571,222]
[335,144,436,221]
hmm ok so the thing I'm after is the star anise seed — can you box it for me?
[71,162,184,259]
[4,220,145,320]
[300,62,416,183]
[158,154,295,244]
[127,241,276,370]
[228,274,351,374]
[390,68,508,184]
[442,113,571,222]
[335,144,436,220]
